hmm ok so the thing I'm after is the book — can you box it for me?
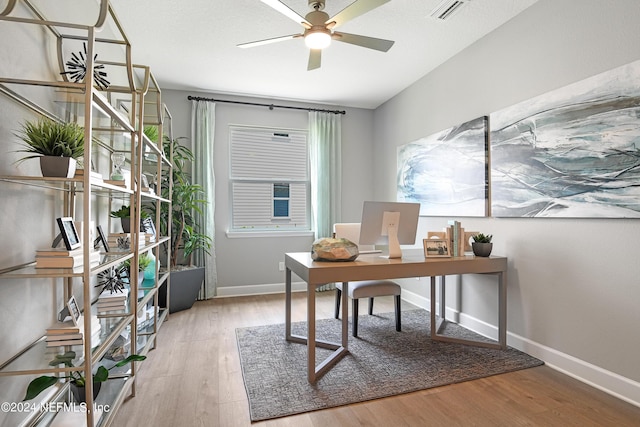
[35,251,100,268]
[104,179,126,187]
[46,339,83,347]
[46,333,83,341]
[36,248,83,257]
[46,321,81,334]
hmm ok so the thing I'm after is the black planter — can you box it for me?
[472,242,493,257]
[158,267,205,313]
[70,381,101,403]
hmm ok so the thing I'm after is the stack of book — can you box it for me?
[97,288,129,314]
[108,233,145,250]
[45,316,101,347]
[35,248,101,269]
[45,322,83,347]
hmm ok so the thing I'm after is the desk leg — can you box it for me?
[341,281,348,349]
[285,268,292,340]
[430,276,436,337]
[307,284,316,382]
[498,270,507,349]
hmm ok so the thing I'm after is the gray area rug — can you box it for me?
[236,310,543,421]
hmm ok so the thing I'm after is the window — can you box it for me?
[230,125,309,232]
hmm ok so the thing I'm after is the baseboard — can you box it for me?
[215,281,307,297]
[400,288,640,409]
[216,284,640,408]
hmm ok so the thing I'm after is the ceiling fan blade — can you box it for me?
[332,31,394,52]
[308,49,321,71]
[326,0,390,29]
[261,0,312,28]
[238,33,302,48]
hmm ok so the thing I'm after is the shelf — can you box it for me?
[0,314,131,376]
[0,253,134,279]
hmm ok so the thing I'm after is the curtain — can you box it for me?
[309,111,342,291]
[190,100,217,298]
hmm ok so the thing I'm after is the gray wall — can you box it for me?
[162,89,375,294]
[373,0,640,398]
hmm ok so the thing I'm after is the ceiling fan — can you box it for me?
[238,0,394,71]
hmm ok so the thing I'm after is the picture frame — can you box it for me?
[66,295,81,326]
[94,225,110,252]
[56,217,81,250]
[141,216,156,237]
[423,238,451,258]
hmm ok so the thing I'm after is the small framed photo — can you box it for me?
[423,238,451,258]
[94,225,110,252]
[141,217,156,237]
[56,217,81,251]
[66,295,81,326]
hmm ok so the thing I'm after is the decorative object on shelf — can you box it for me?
[23,352,146,402]
[117,236,130,250]
[15,118,84,178]
[60,42,110,90]
[423,238,450,258]
[152,136,212,313]
[55,217,81,251]
[471,233,493,257]
[110,152,126,181]
[97,265,128,294]
[311,237,359,261]
[110,205,131,233]
[94,225,110,252]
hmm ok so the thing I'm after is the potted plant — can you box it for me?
[150,136,211,313]
[472,233,493,257]
[15,118,84,178]
[23,351,146,403]
[110,206,150,234]
[110,205,131,233]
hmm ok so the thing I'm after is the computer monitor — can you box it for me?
[359,201,420,259]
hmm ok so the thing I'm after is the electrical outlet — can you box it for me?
[279,262,285,271]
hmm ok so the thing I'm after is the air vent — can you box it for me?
[429,0,469,20]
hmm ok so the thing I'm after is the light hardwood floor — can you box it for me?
[113,292,640,426]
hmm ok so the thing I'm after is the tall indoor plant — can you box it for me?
[151,136,211,312]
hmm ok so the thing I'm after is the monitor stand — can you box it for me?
[387,225,402,259]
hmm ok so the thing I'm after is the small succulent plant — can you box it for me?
[472,233,492,243]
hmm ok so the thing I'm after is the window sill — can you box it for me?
[226,230,315,239]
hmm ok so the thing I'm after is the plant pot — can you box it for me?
[40,156,77,178]
[472,242,493,257]
[70,381,101,403]
[120,217,131,233]
[158,266,205,313]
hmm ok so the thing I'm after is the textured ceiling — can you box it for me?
[109,0,538,109]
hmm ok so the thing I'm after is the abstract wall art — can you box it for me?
[490,60,640,218]
[397,116,488,217]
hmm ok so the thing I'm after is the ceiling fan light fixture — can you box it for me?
[304,30,331,49]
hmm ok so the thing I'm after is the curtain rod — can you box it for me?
[187,95,346,115]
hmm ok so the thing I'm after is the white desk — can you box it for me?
[285,250,508,383]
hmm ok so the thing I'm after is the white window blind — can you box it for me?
[230,126,309,231]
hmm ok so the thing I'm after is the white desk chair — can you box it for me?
[333,223,401,337]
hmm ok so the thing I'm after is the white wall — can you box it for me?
[374,0,640,404]
[161,89,375,295]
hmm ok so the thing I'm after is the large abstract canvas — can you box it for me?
[490,60,640,218]
[397,116,488,217]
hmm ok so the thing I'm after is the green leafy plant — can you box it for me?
[149,136,211,268]
[123,252,152,272]
[109,205,131,219]
[23,352,146,401]
[143,125,159,143]
[472,233,493,243]
[15,118,84,161]
[110,205,150,220]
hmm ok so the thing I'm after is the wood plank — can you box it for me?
[112,292,640,427]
